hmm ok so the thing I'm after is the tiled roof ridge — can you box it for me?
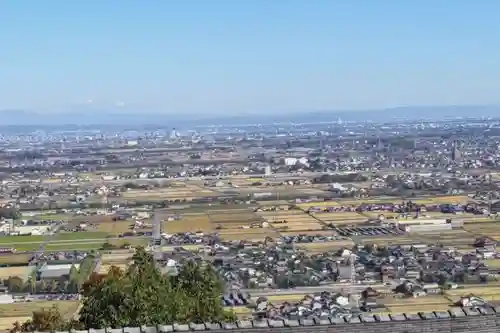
[41,305,500,333]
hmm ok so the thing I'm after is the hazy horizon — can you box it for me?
[2,1,500,113]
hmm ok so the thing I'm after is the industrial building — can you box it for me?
[37,263,80,280]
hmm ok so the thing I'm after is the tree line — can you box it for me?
[10,247,235,332]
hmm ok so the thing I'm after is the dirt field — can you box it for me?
[162,208,263,234]
[336,195,469,206]
[464,223,500,240]
[97,220,134,234]
[0,254,31,265]
[295,201,341,209]
[0,266,32,279]
[385,303,452,313]
[357,228,477,248]
[312,212,366,225]
[163,214,214,233]
[99,263,128,274]
[410,229,476,247]
[280,230,339,237]
[0,301,80,321]
[380,295,449,307]
[256,211,324,231]
[121,186,216,200]
[0,316,32,330]
[445,286,500,297]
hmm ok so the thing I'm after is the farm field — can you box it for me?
[363,212,401,219]
[162,244,203,251]
[163,208,265,234]
[374,295,454,315]
[0,254,31,265]
[108,238,148,248]
[0,301,80,329]
[163,215,213,233]
[356,228,479,248]
[312,212,366,225]
[380,295,449,307]
[445,286,500,297]
[121,186,217,200]
[0,266,33,279]
[279,230,339,237]
[484,259,500,268]
[295,201,341,209]
[356,235,421,246]
[256,211,324,231]
[336,195,469,206]
[411,229,476,247]
[12,241,105,252]
[0,316,32,330]
[256,200,290,206]
[96,221,133,235]
[28,214,70,221]
[99,263,128,274]
[0,232,109,245]
[263,294,308,303]
[463,223,500,240]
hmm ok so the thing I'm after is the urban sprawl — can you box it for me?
[1,118,500,332]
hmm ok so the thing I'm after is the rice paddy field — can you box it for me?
[0,301,81,329]
[163,214,214,233]
[0,254,31,265]
[443,285,500,302]
[0,266,33,279]
[97,220,134,235]
[336,195,469,206]
[312,212,366,225]
[279,230,339,237]
[162,208,280,241]
[99,263,128,274]
[0,231,113,252]
[463,223,500,241]
[0,316,32,330]
[410,229,477,248]
[121,185,217,201]
[256,210,324,231]
[295,201,342,209]
[0,232,108,245]
[381,295,450,307]
[28,213,70,221]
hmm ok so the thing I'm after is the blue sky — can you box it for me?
[1,0,500,114]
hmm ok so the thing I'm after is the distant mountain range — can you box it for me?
[0,105,499,128]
